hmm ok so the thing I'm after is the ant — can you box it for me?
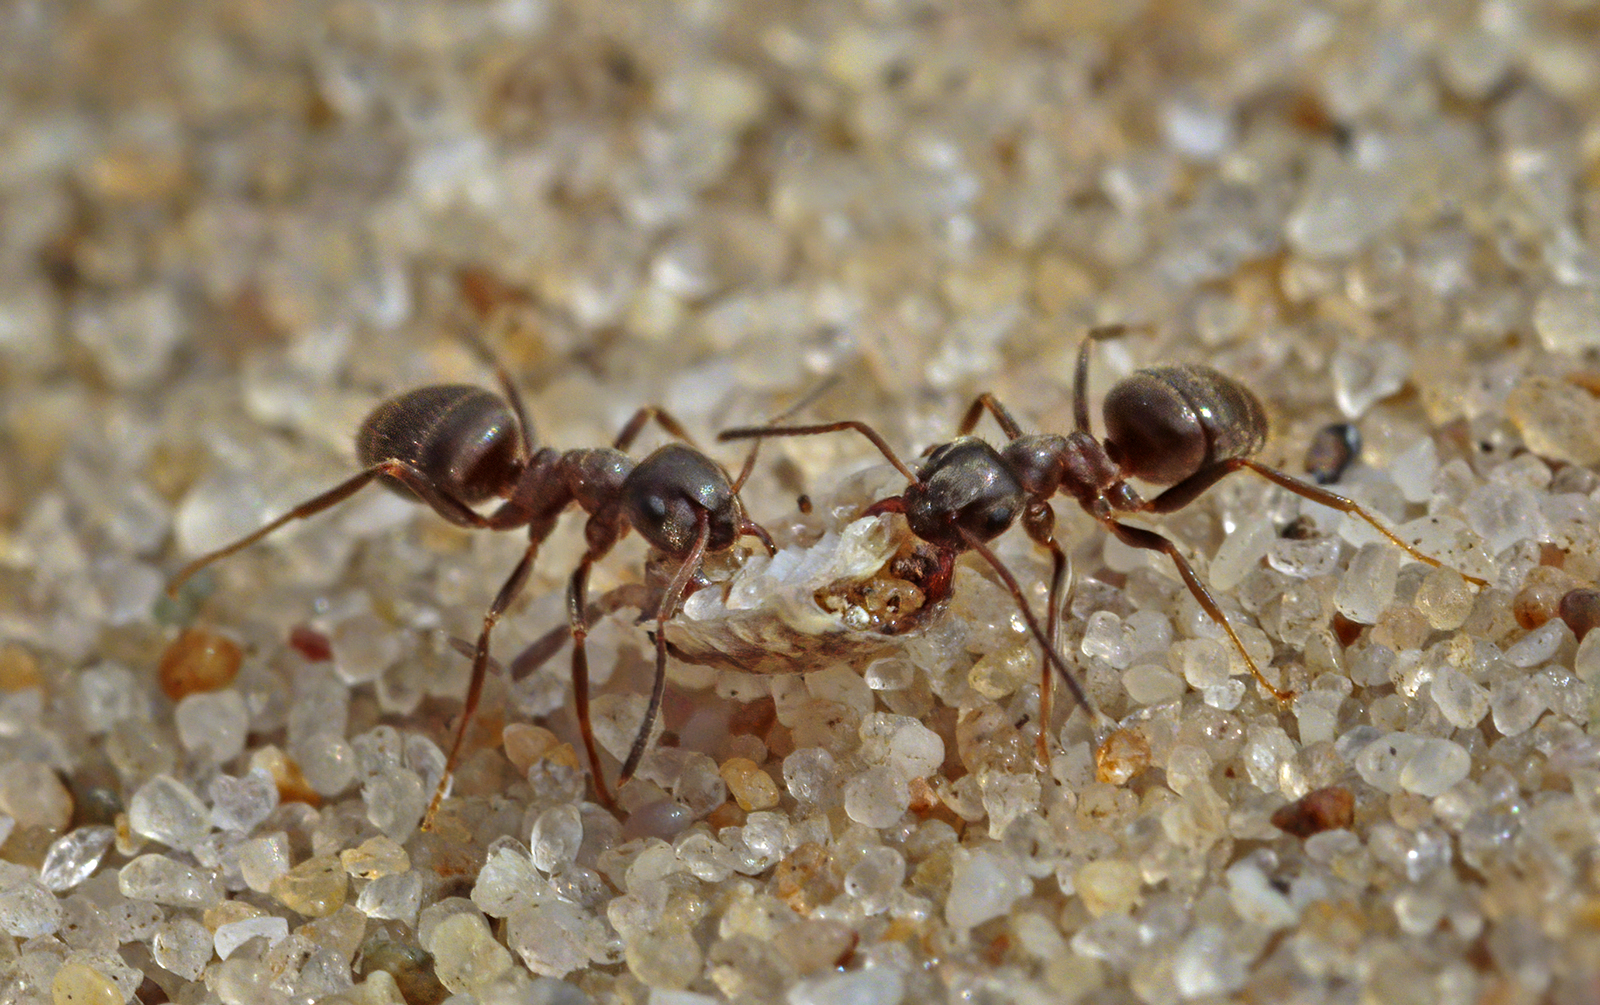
[721,326,1485,764]
[168,368,774,817]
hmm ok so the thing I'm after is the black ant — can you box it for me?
[168,369,774,817]
[721,327,1486,763]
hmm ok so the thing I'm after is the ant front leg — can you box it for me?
[740,519,777,556]
[1105,519,1292,701]
[506,583,654,678]
[957,530,1092,715]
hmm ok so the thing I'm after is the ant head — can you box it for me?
[622,443,742,556]
[903,437,1024,550]
[358,385,527,504]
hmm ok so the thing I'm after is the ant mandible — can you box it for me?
[168,368,774,818]
[722,326,1486,764]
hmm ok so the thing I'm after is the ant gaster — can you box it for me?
[722,327,1486,764]
[168,369,774,818]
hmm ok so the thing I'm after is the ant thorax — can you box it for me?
[1055,430,1123,505]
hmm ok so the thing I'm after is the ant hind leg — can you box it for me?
[1106,519,1292,701]
[168,459,503,595]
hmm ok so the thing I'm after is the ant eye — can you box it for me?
[642,495,669,525]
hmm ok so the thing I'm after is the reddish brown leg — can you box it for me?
[567,556,614,808]
[492,365,535,458]
[741,519,776,556]
[1142,458,1487,588]
[504,583,653,678]
[167,458,521,594]
[422,536,543,829]
[958,529,1091,714]
[957,393,1025,439]
[1107,519,1292,701]
[1072,323,1146,436]
[1022,501,1069,768]
[1238,460,1488,587]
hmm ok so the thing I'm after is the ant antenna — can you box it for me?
[618,510,711,787]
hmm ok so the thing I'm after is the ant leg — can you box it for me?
[613,407,699,452]
[1107,519,1292,701]
[1073,324,1140,435]
[167,459,504,594]
[957,393,1025,439]
[1022,501,1069,768]
[1141,459,1487,588]
[505,583,652,679]
[492,366,535,457]
[957,529,1092,714]
[618,510,712,787]
[1238,460,1487,586]
[423,535,542,828]
[567,556,615,809]
[719,421,921,485]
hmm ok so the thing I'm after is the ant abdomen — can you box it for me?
[1102,365,1267,486]
[357,385,525,504]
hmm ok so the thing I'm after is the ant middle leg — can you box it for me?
[613,407,698,452]
[957,393,1025,439]
[1072,324,1138,434]
[505,583,653,679]
[566,555,615,808]
[1107,519,1293,701]
[424,536,542,827]
[491,365,535,457]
